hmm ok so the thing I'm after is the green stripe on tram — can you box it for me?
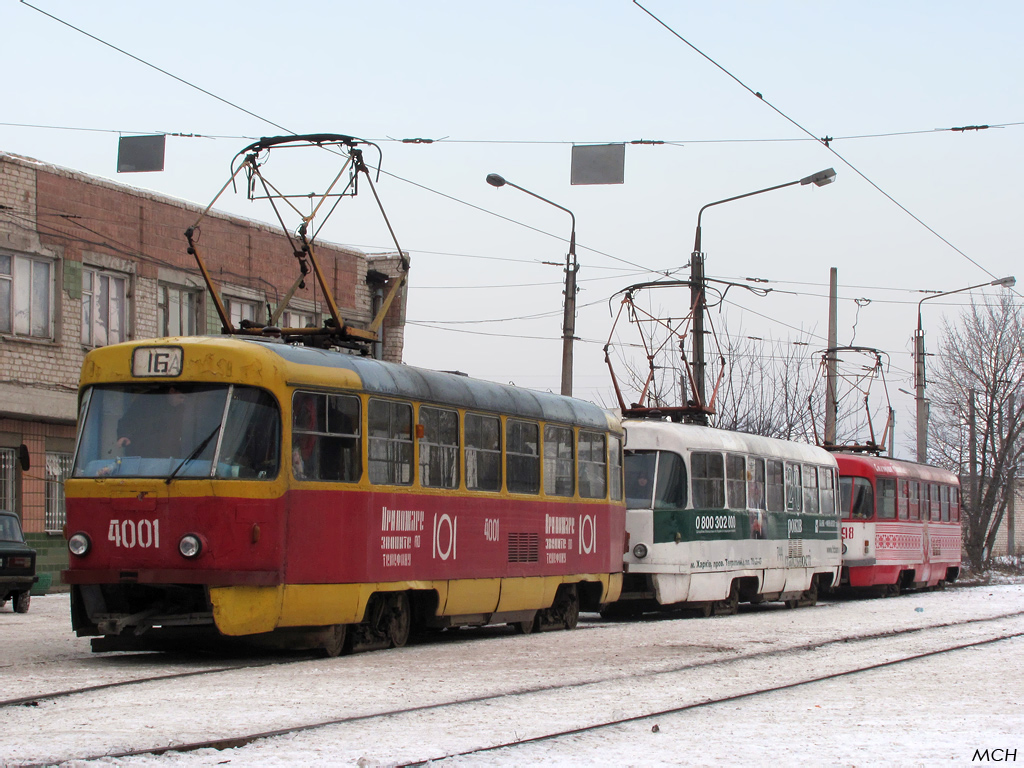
[652,508,840,544]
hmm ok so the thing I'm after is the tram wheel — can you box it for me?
[386,592,412,648]
[321,624,347,658]
[510,618,536,635]
[713,584,739,616]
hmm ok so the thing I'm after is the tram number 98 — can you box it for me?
[695,514,736,532]
[108,519,160,549]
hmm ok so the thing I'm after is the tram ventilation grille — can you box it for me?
[788,539,803,559]
[508,532,539,563]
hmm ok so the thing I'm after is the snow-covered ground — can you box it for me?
[1,585,1022,767]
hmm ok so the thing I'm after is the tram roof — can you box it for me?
[81,337,618,431]
[833,453,960,484]
[622,419,836,465]
[263,341,617,430]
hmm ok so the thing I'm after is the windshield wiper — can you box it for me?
[165,425,221,484]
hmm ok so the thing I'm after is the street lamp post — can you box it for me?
[690,168,836,423]
[486,173,578,397]
[914,276,1016,463]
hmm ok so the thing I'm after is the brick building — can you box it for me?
[0,151,408,585]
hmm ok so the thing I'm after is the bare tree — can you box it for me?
[714,332,822,441]
[928,293,1024,567]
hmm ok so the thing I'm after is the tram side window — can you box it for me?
[506,419,540,494]
[802,464,819,514]
[691,452,725,509]
[217,387,281,480]
[578,431,607,499]
[368,399,413,486]
[850,477,874,520]
[766,460,785,512]
[819,467,836,515]
[748,457,767,510]
[726,454,746,510]
[419,406,459,489]
[609,435,623,501]
[951,487,960,521]
[292,391,361,482]
[877,477,897,519]
[898,479,909,520]
[929,483,941,521]
[941,485,950,522]
[466,413,501,492]
[909,481,920,520]
[544,425,574,497]
[625,450,656,509]
[785,463,802,513]
[654,451,687,510]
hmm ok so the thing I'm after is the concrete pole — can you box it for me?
[824,267,838,447]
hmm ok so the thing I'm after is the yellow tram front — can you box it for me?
[64,337,625,653]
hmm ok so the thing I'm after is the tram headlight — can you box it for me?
[68,533,91,557]
[178,534,203,559]
[632,543,649,559]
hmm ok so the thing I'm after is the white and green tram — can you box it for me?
[608,420,842,616]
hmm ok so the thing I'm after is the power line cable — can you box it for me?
[632,0,1011,286]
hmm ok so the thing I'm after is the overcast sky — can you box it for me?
[3,1,1021,457]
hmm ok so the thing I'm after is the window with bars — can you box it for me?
[0,448,15,513]
[45,452,73,531]
[0,252,53,339]
[82,267,128,347]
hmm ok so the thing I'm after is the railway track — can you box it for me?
[20,608,1023,766]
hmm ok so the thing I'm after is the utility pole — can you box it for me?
[824,267,838,447]
[969,389,978,546]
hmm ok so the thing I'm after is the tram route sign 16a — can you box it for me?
[131,346,183,377]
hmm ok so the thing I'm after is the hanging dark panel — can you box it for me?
[570,143,625,185]
[117,134,166,173]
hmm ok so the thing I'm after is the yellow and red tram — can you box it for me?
[64,337,625,654]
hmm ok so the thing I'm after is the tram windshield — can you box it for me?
[73,384,281,480]
[625,450,688,510]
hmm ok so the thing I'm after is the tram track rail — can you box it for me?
[21,609,1024,766]
[400,629,1024,767]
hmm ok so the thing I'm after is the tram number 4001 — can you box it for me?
[108,519,160,549]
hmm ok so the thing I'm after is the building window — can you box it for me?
[45,452,73,532]
[228,298,260,327]
[159,284,200,337]
[0,252,53,338]
[82,267,128,347]
[281,309,317,329]
[0,448,15,513]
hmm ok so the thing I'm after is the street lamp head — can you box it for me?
[485,173,507,188]
[800,168,837,187]
[991,276,1016,288]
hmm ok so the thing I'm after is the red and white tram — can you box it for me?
[835,454,961,594]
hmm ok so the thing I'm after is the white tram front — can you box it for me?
[606,420,842,615]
